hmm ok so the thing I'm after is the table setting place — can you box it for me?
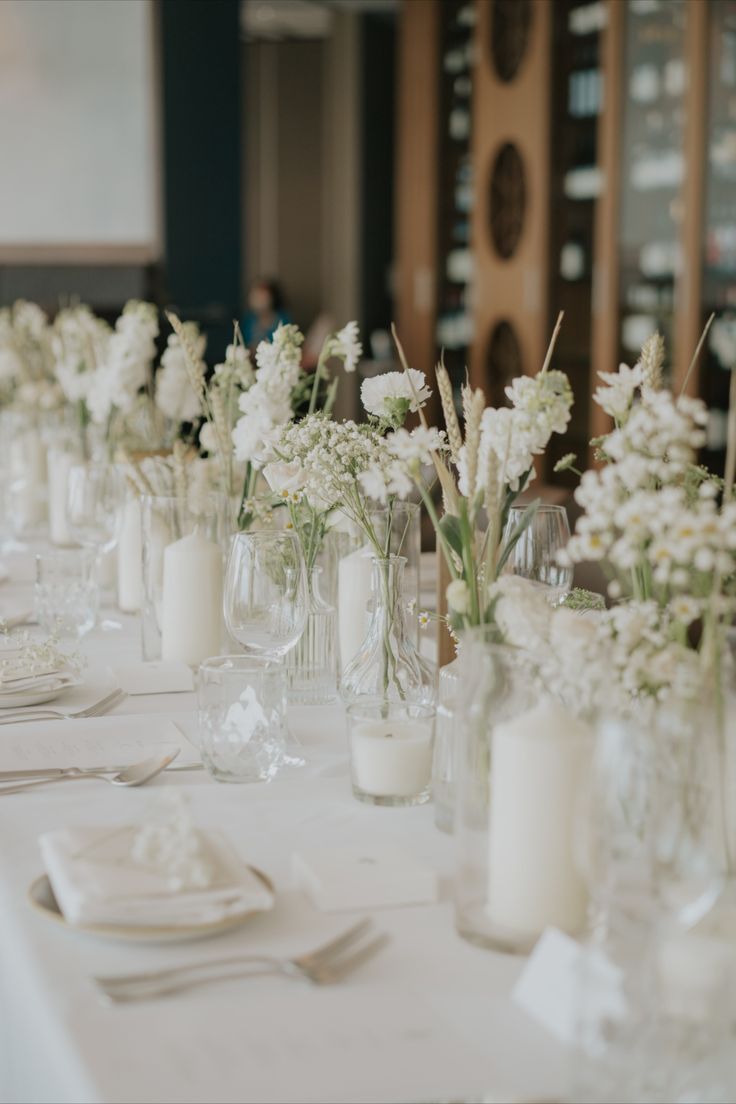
[2,306,736,1104]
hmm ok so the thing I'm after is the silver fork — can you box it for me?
[95,919,389,1003]
[0,688,127,725]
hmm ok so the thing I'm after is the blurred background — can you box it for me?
[1,0,735,484]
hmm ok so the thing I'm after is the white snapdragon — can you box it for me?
[463,368,574,496]
[53,305,112,404]
[327,321,362,373]
[592,362,643,421]
[232,324,303,464]
[360,368,432,423]
[87,300,158,424]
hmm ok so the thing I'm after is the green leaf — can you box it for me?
[496,499,540,575]
[438,513,465,560]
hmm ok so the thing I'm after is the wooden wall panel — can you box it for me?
[469,0,552,395]
[394,0,439,379]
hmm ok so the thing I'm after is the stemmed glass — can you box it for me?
[224,530,308,767]
[66,462,126,631]
[502,503,573,604]
[224,530,308,658]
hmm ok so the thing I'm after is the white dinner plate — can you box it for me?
[28,869,275,944]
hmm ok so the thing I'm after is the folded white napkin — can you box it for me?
[40,826,274,928]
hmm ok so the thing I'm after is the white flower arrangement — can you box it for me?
[0,300,59,408]
[562,331,736,645]
[384,318,573,635]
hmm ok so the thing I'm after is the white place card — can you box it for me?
[292,844,438,911]
[512,927,625,1047]
[113,661,195,696]
[0,715,199,771]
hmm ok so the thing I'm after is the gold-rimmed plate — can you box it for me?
[28,868,274,943]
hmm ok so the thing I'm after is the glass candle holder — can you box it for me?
[346,700,435,807]
[198,656,288,783]
[35,549,99,638]
[454,635,592,954]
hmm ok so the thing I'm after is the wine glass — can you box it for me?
[66,462,126,631]
[224,530,308,659]
[502,503,573,604]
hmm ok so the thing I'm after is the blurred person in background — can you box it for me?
[241,277,291,350]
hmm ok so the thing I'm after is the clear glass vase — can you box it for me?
[368,501,421,642]
[432,654,461,833]
[339,555,435,706]
[569,699,730,1103]
[284,565,337,705]
[454,633,592,953]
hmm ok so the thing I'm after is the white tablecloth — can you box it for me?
[0,545,567,1104]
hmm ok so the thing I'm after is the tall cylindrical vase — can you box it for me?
[284,565,337,704]
[432,654,461,833]
[454,634,592,953]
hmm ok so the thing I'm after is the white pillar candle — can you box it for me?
[10,430,46,526]
[97,547,117,590]
[117,498,142,613]
[338,545,374,669]
[351,719,433,797]
[488,700,591,937]
[161,530,223,666]
[47,450,77,546]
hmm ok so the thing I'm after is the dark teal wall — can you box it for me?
[161,0,242,359]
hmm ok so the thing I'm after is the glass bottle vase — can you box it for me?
[339,555,435,706]
[284,565,337,705]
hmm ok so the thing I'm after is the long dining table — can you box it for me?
[0,541,567,1104]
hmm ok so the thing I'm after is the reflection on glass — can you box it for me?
[618,0,687,376]
[700,0,736,475]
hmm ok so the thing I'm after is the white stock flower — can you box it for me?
[329,321,362,373]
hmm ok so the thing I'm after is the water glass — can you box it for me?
[66,462,126,555]
[35,550,98,638]
[198,656,287,783]
[224,530,308,659]
[502,503,573,603]
[346,700,435,806]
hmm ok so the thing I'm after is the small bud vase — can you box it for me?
[339,555,435,706]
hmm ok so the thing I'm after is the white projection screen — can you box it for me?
[0,0,160,262]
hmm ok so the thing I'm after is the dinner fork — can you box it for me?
[0,688,127,725]
[95,919,389,1003]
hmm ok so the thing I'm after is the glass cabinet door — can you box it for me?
[548,0,606,482]
[617,0,688,378]
[700,0,736,472]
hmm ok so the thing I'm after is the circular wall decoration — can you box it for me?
[489,143,526,259]
[486,320,523,406]
[490,0,532,83]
